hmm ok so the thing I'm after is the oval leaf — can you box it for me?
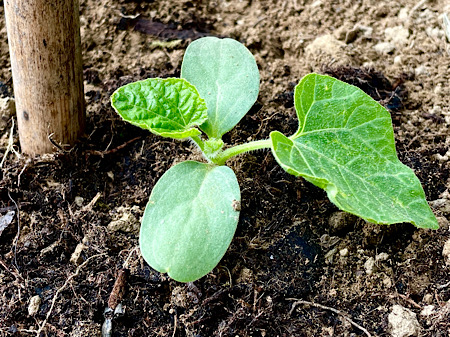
[140,161,241,282]
[111,78,208,139]
[271,74,438,229]
[181,37,260,138]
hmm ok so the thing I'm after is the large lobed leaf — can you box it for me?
[271,74,438,229]
[181,37,260,138]
[140,161,241,282]
[111,78,207,139]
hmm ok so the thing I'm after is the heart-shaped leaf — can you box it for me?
[271,74,438,229]
[111,78,208,139]
[181,37,260,138]
[140,161,241,282]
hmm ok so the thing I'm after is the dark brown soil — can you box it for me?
[0,1,449,336]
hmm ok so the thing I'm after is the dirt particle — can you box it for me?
[232,199,241,211]
[420,305,435,317]
[373,42,396,54]
[107,207,140,233]
[328,211,356,234]
[388,305,421,337]
[70,243,87,265]
[442,239,450,265]
[236,267,253,284]
[74,196,84,207]
[385,26,410,46]
[305,34,346,59]
[414,65,428,77]
[339,248,349,257]
[383,277,393,288]
[324,247,338,264]
[0,97,15,117]
[70,322,102,337]
[28,295,41,316]
[364,257,376,275]
[422,293,433,304]
[40,241,59,258]
[376,252,389,262]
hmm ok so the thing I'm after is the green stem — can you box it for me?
[213,139,272,165]
[190,135,205,152]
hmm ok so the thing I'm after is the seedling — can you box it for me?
[111,37,438,282]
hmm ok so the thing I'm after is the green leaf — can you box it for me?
[111,78,208,139]
[140,161,241,282]
[181,37,260,138]
[271,74,438,229]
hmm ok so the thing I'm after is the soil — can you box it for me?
[0,0,449,336]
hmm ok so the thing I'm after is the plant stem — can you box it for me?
[190,135,205,152]
[213,139,271,165]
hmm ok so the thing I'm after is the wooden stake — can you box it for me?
[4,0,85,155]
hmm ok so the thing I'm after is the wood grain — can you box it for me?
[4,0,85,154]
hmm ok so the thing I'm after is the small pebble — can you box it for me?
[373,42,395,54]
[357,25,373,38]
[325,247,337,264]
[306,34,345,58]
[422,293,433,304]
[394,56,402,65]
[364,257,376,275]
[74,196,84,207]
[28,295,41,316]
[442,239,450,264]
[433,84,442,95]
[384,26,409,46]
[420,305,435,317]
[108,212,139,233]
[388,305,421,337]
[0,97,16,117]
[339,248,349,257]
[376,252,389,262]
[0,97,16,130]
[398,8,409,22]
[414,65,427,76]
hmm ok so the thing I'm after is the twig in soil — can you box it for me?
[123,246,139,269]
[0,119,20,168]
[82,192,102,212]
[172,314,177,337]
[252,16,267,28]
[0,258,25,285]
[287,298,372,337]
[8,192,21,273]
[409,0,427,18]
[437,280,450,289]
[0,205,16,212]
[85,136,141,157]
[36,253,106,337]
[396,293,421,309]
[18,159,30,187]
[108,269,128,310]
[48,133,70,153]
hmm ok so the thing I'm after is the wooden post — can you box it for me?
[4,0,85,155]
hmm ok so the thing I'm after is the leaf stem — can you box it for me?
[190,135,205,152]
[212,139,272,165]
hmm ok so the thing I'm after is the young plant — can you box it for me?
[111,37,438,282]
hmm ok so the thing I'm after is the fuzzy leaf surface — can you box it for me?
[140,161,240,282]
[181,37,260,138]
[111,78,207,139]
[271,74,438,229]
